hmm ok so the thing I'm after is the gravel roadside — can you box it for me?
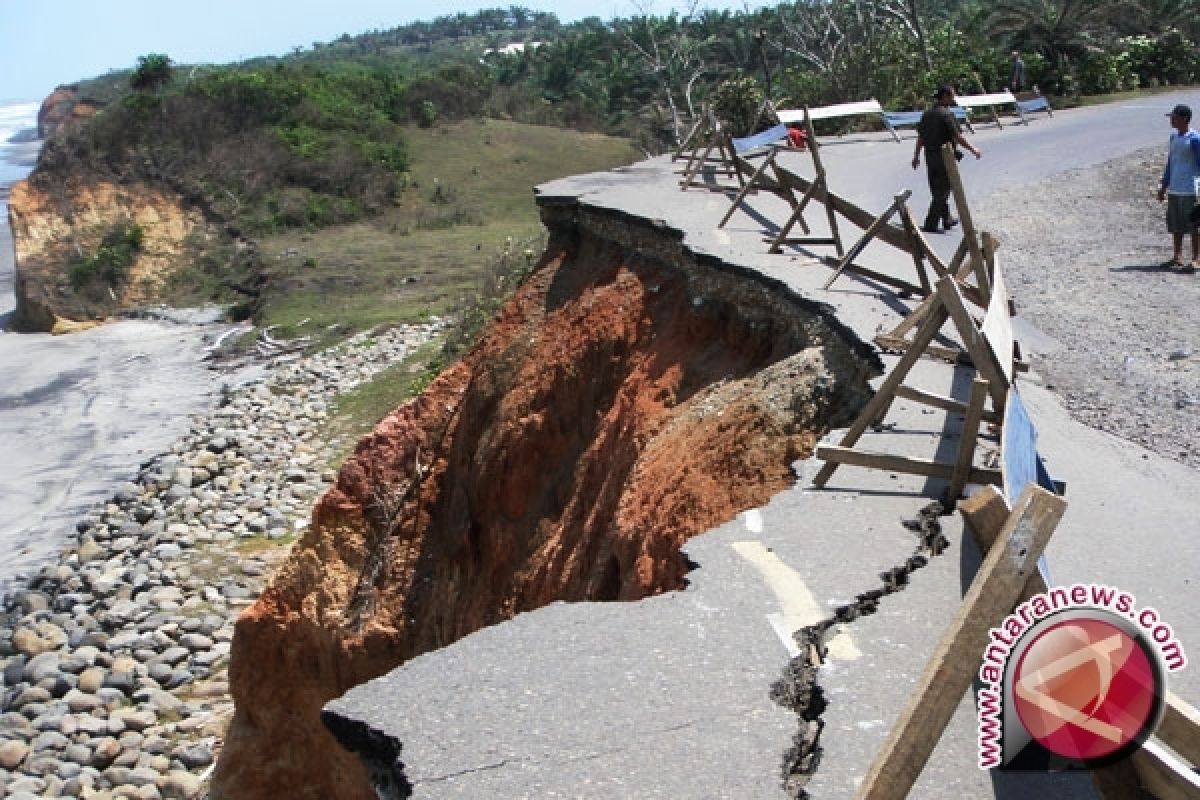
[974,145,1200,469]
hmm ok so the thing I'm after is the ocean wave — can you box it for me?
[0,101,40,146]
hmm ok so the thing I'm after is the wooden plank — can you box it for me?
[776,99,886,123]
[980,249,1015,386]
[805,107,845,259]
[898,203,944,281]
[854,485,1067,800]
[1130,739,1200,800]
[773,162,918,254]
[893,384,1000,424]
[942,144,990,302]
[937,275,1009,413]
[820,259,925,296]
[672,106,709,160]
[1159,692,1200,767]
[947,378,990,502]
[957,485,1011,551]
[813,301,951,487]
[719,148,781,228]
[815,445,1001,485]
[873,334,966,365]
[825,190,912,289]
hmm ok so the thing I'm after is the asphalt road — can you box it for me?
[327,89,1200,799]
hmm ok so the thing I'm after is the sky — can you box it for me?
[0,0,762,104]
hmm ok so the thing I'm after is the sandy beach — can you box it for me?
[0,192,254,594]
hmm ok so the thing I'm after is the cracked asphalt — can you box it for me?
[325,89,1200,799]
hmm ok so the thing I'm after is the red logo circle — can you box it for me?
[1012,616,1162,762]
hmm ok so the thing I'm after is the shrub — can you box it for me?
[710,75,764,137]
[68,222,145,292]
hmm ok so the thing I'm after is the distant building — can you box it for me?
[480,42,542,62]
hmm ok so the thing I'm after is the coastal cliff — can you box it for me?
[36,85,99,139]
[209,202,880,800]
[7,178,210,332]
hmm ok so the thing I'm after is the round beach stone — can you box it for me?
[90,736,121,768]
[0,739,29,769]
[22,652,61,684]
[160,770,203,799]
[63,688,104,713]
[173,742,213,769]
[77,667,105,693]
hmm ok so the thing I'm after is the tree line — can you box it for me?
[42,0,1200,237]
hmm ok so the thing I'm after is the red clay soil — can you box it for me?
[210,222,875,800]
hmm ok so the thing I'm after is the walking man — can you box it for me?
[1009,51,1026,93]
[1157,103,1200,273]
[911,85,981,234]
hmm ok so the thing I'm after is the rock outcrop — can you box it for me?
[210,203,880,799]
[7,178,207,332]
[36,85,99,139]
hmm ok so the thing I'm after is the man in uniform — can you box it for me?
[911,85,981,233]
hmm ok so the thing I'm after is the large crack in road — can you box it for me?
[771,501,950,799]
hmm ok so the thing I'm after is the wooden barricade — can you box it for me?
[875,144,994,358]
[853,388,1198,799]
[761,109,846,258]
[1016,88,1054,119]
[676,108,741,191]
[823,189,938,296]
[774,98,902,143]
[855,481,1067,800]
[813,261,1013,501]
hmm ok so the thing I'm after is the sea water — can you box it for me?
[0,100,254,593]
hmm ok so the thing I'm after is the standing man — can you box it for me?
[911,85,981,234]
[1157,103,1200,273]
[1009,51,1026,93]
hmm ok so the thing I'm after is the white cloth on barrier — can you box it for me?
[954,90,1019,109]
[775,99,886,124]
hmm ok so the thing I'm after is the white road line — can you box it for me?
[743,508,764,534]
[732,540,861,661]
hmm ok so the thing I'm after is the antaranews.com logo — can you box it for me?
[978,583,1186,771]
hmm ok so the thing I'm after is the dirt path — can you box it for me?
[974,145,1200,469]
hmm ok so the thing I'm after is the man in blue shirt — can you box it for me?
[1157,103,1200,273]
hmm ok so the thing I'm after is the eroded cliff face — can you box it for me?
[36,85,99,139]
[210,205,881,800]
[7,178,207,332]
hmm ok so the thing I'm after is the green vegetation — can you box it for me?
[68,221,144,297]
[253,119,636,345]
[32,2,1199,443]
[130,53,173,93]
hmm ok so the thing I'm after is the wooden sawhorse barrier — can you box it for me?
[813,255,1015,503]
[675,108,742,191]
[719,115,946,298]
[852,387,1199,799]
[875,144,996,359]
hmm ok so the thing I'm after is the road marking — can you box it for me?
[732,540,861,661]
[743,509,764,534]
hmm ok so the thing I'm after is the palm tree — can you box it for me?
[130,53,173,93]
[987,0,1120,68]
[1115,0,1200,39]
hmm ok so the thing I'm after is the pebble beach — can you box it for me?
[0,322,442,799]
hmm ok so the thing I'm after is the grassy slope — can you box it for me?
[255,119,640,343]
[269,119,640,452]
